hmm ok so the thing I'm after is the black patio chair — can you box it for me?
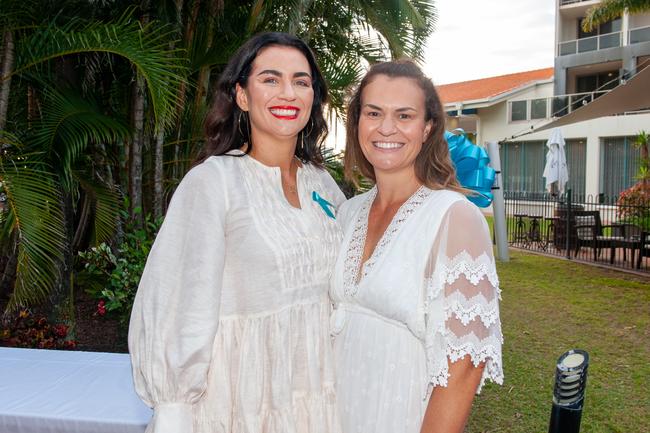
[573,211,624,263]
[615,224,643,264]
[636,231,650,269]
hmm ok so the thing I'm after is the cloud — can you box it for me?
[423,1,555,84]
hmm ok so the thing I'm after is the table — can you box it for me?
[0,347,152,433]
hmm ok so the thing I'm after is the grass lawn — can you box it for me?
[466,250,650,433]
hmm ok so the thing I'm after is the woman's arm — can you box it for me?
[421,199,503,433]
[420,357,485,433]
[128,160,228,433]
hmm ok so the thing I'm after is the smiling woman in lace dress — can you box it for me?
[128,32,345,433]
[330,60,503,433]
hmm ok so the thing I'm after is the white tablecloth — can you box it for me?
[0,347,152,433]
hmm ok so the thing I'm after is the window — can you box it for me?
[576,71,618,93]
[576,18,622,53]
[531,99,547,120]
[509,99,549,122]
[499,139,586,197]
[600,136,641,202]
[577,17,621,38]
[500,141,545,193]
[565,139,587,199]
[510,100,527,122]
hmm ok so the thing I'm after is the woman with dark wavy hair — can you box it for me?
[129,32,344,433]
[330,60,503,433]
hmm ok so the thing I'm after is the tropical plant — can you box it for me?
[616,131,650,230]
[633,130,649,183]
[0,5,185,322]
[582,0,650,32]
[0,309,77,349]
[617,182,650,230]
[0,0,437,335]
[77,207,161,328]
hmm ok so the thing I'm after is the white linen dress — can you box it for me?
[129,151,345,433]
[330,186,503,433]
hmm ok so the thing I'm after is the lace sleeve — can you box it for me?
[423,200,503,396]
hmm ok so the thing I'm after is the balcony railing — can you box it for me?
[558,26,650,56]
[558,31,621,56]
[560,0,597,5]
[509,90,613,122]
[629,25,650,44]
[550,90,610,117]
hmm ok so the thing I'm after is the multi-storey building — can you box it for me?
[439,0,650,201]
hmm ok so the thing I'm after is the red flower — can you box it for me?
[53,324,68,338]
[97,300,106,316]
[64,340,77,350]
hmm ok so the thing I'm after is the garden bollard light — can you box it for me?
[548,349,589,433]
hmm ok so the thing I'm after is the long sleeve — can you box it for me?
[128,159,228,433]
[423,199,503,396]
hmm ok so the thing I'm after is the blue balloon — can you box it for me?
[444,129,495,208]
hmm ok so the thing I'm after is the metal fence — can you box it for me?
[504,190,650,273]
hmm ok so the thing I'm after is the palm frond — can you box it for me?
[76,172,121,246]
[0,158,65,309]
[11,15,188,130]
[319,51,364,115]
[28,87,130,192]
[582,0,650,32]
[0,130,23,150]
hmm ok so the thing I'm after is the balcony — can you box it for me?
[550,90,611,117]
[560,0,598,5]
[558,25,650,55]
[508,90,613,123]
[630,25,650,44]
[558,31,621,56]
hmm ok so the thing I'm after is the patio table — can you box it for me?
[0,347,151,433]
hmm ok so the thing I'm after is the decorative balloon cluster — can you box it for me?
[445,129,496,208]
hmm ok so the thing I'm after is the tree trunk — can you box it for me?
[193,5,216,129]
[153,129,165,219]
[72,191,92,251]
[129,73,145,227]
[49,193,76,338]
[0,30,15,130]
[128,0,152,227]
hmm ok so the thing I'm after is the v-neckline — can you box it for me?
[343,185,430,297]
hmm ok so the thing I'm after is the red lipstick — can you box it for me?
[269,105,300,120]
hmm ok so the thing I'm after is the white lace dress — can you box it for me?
[330,186,503,433]
[129,152,345,433]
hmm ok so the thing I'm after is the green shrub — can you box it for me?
[617,182,650,231]
[77,209,161,326]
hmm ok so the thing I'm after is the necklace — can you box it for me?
[282,180,298,194]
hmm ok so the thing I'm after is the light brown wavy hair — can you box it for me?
[344,59,463,192]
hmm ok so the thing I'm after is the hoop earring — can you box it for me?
[303,118,314,137]
[238,111,250,143]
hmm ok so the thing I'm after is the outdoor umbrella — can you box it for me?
[543,128,569,194]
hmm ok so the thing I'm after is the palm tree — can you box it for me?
[0,6,186,321]
[582,0,650,32]
[0,0,437,325]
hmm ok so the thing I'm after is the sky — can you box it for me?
[423,0,557,84]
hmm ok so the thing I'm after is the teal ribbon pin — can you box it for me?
[312,191,336,219]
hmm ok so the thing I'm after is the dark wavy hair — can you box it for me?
[344,59,462,192]
[197,32,328,166]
